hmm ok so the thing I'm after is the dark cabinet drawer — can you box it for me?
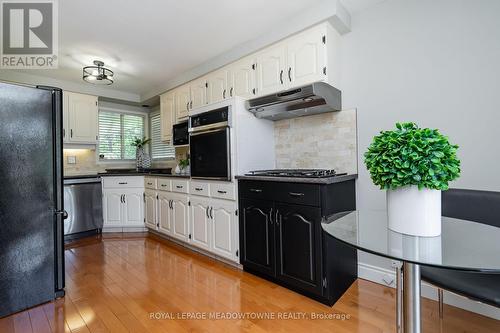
[239,180,320,207]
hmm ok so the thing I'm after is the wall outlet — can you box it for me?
[67,156,77,164]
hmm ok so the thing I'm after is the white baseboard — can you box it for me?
[102,226,148,233]
[358,262,500,320]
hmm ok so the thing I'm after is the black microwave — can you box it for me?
[173,121,188,146]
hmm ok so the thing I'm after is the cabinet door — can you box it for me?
[103,190,123,226]
[239,199,275,275]
[123,190,144,227]
[175,85,191,120]
[144,190,157,230]
[67,92,98,143]
[189,197,211,251]
[62,92,69,143]
[206,69,228,104]
[211,200,238,262]
[275,203,322,295]
[190,77,207,110]
[160,92,175,143]
[171,194,189,242]
[158,192,173,235]
[255,44,286,96]
[228,57,255,99]
[286,26,327,87]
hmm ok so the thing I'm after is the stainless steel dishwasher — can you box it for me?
[63,176,103,239]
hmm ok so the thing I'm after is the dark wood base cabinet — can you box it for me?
[238,179,357,306]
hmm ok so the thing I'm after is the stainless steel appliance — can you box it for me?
[245,169,344,178]
[0,82,65,317]
[189,106,231,180]
[246,81,341,120]
[64,177,103,238]
[173,121,189,146]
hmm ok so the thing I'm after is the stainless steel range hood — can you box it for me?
[245,82,341,121]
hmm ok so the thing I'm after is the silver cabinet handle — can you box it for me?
[206,206,209,218]
[279,70,283,84]
[249,188,262,193]
[223,89,226,99]
[217,190,227,194]
[289,192,305,197]
[190,101,193,108]
[229,87,233,97]
[160,184,167,187]
[122,195,126,203]
[186,102,189,110]
[147,182,152,185]
[176,185,183,189]
[209,207,213,219]
[269,208,274,225]
[70,129,73,138]
[118,182,128,185]
[288,67,292,82]
[195,187,203,191]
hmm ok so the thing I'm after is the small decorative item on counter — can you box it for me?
[364,122,460,236]
[131,137,152,170]
[175,158,190,175]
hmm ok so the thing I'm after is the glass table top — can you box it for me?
[322,210,500,272]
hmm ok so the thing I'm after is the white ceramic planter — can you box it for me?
[387,186,442,237]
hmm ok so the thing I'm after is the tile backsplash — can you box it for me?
[274,109,358,174]
[63,147,187,176]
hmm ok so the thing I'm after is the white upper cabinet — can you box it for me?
[286,25,327,87]
[228,57,256,99]
[64,91,98,144]
[255,43,287,96]
[206,69,228,104]
[160,91,175,143]
[175,84,191,121]
[190,77,207,109]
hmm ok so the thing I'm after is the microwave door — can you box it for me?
[190,128,230,180]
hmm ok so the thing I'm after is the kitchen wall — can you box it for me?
[274,109,357,174]
[339,0,500,318]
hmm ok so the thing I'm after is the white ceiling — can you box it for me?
[6,0,384,101]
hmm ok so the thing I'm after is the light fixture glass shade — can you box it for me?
[83,60,114,85]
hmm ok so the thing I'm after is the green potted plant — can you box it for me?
[175,158,190,175]
[131,137,151,169]
[364,122,460,236]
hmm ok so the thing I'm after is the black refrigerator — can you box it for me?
[0,81,65,318]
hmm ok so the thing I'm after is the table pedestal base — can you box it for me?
[396,262,422,333]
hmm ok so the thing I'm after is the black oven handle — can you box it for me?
[189,126,229,137]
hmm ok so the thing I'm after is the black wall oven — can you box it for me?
[189,107,231,181]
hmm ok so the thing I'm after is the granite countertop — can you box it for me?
[98,171,190,178]
[64,174,100,180]
[235,173,357,184]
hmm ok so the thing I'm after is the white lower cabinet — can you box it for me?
[144,190,157,230]
[171,193,190,242]
[103,188,144,229]
[158,191,173,235]
[211,200,238,262]
[189,197,211,251]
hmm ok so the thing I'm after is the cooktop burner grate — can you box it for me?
[245,169,344,178]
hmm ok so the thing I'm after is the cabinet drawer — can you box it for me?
[190,181,209,196]
[171,179,189,193]
[238,180,320,206]
[157,178,171,191]
[102,176,144,188]
[144,177,157,190]
[210,182,235,200]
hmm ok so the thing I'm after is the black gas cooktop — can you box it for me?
[245,169,345,178]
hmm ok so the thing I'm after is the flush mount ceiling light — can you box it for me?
[83,60,114,85]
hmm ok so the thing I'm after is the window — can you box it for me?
[149,112,175,160]
[98,111,145,160]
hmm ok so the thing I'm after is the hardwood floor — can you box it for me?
[1,233,499,333]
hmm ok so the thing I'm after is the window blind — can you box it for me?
[150,112,175,160]
[98,111,145,160]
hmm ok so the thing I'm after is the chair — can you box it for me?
[421,188,500,317]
